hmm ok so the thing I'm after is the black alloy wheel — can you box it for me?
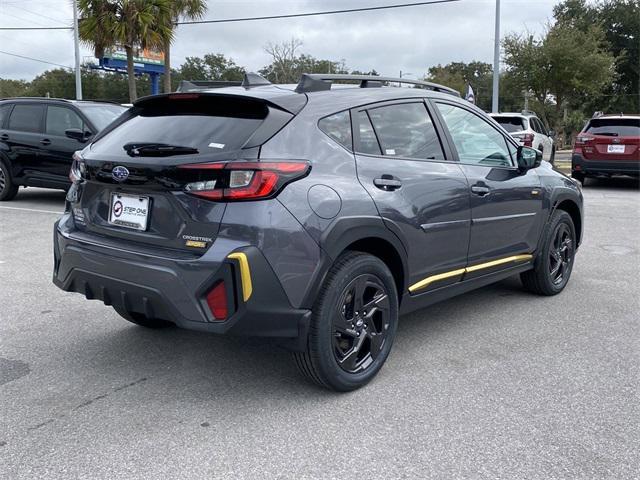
[294,251,399,391]
[521,210,576,296]
[548,222,573,286]
[332,274,391,373]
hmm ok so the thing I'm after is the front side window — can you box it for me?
[436,103,512,167]
[318,110,352,150]
[366,102,444,160]
[8,104,44,133]
[46,106,84,137]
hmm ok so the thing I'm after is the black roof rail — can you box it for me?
[176,80,242,92]
[294,74,461,97]
[241,72,272,88]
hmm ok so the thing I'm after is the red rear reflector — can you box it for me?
[206,281,228,320]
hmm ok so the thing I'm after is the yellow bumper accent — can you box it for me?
[227,252,253,302]
[408,254,533,294]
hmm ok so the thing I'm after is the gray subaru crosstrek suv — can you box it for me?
[53,74,583,391]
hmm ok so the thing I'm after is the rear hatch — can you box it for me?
[491,115,526,134]
[577,117,640,161]
[72,93,303,253]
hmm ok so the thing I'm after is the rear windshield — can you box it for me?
[76,103,127,131]
[492,116,526,132]
[585,118,640,136]
[90,96,267,158]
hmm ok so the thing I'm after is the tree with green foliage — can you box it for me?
[426,61,493,110]
[503,20,615,130]
[162,0,207,93]
[553,0,639,113]
[78,0,173,102]
[177,54,246,82]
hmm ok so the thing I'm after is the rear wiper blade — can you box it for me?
[596,132,619,137]
[123,142,199,156]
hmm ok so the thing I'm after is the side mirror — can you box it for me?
[517,146,542,172]
[65,128,92,142]
[548,129,556,137]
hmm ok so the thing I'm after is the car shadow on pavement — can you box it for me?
[13,187,67,207]
[583,176,639,190]
[75,276,531,398]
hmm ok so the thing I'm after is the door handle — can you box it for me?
[471,185,490,196]
[374,176,402,191]
[40,138,51,146]
[0,134,8,141]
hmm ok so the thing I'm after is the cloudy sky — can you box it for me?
[0,0,560,81]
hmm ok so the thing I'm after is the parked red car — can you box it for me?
[572,114,640,184]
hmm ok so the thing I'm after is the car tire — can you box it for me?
[521,210,576,296]
[294,251,399,391]
[112,306,174,328]
[0,160,19,201]
[572,172,585,185]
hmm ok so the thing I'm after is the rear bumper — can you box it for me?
[53,214,310,346]
[572,153,640,176]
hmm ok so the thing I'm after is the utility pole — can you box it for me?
[491,0,500,113]
[72,0,82,100]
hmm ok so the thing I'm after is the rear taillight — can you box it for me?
[179,161,310,201]
[69,151,86,183]
[514,133,534,147]
[206,281,228,320]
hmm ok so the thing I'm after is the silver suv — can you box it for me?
[490,111,555,163]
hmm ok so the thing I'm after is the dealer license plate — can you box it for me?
[607,144,625,154]
[108,193,150,231]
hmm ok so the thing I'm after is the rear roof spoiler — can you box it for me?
[294,73,461,97]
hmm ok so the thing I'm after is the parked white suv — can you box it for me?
[489,112,555,163]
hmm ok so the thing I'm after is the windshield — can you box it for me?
[492,116,526,133]
[586,118,640,137]
[77,104,127,131]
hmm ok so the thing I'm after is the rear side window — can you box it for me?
[8,104,44,133]
[46,106,84,136]
[492,116,525,133]
[0,104,12,128]
[366,102,444,160]
[586,118,640,137]
[90,96,270,158]
[318,110,352,150]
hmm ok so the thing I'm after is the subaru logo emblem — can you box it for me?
[612,138,621,144]
[112,166,129,182]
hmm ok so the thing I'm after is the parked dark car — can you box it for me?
[53,74,583,391]
[0,97,127,200]
[572,113,640,184]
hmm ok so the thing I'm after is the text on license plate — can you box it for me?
[109,193,149,231]
[607,144,625,154]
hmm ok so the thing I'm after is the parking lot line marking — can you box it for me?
[0,206,63,215]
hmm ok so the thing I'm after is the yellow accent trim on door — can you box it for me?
[408,254,533,294]
[227,252,253,302]
[408,268,466,293]
[464,254,533,273]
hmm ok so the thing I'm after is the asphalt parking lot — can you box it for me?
[1,178,638,479]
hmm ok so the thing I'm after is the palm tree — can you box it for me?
[78,0,173,102]
[162,0,207,93]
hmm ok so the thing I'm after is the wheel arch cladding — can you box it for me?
[555,199,582,246]
[344,237,406,302]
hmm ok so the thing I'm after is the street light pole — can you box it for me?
[491,0,500,113]
[72,0,82,100]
